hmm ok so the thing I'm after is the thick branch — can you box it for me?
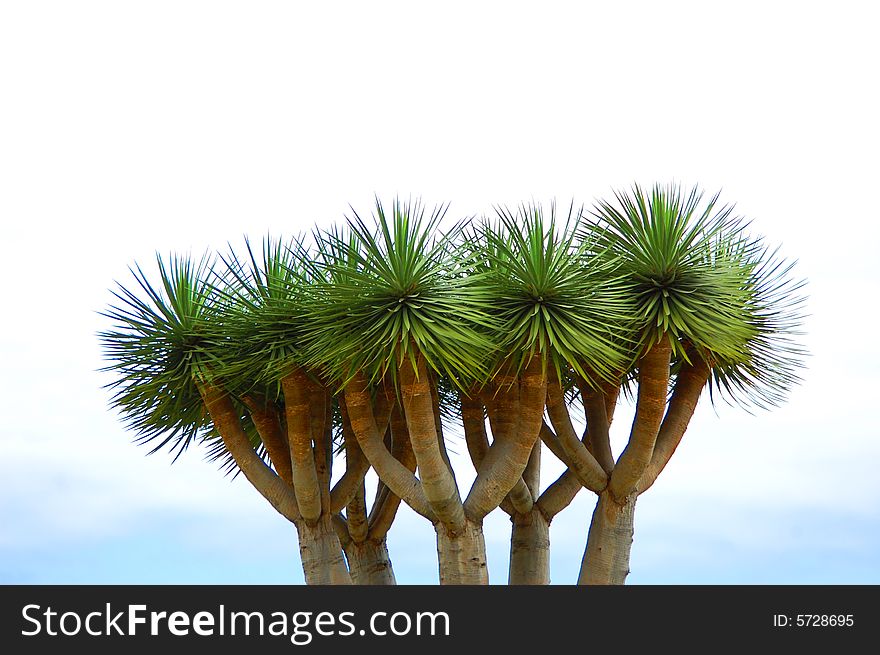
[460,390,518,516]
[539,419,570,465]
[400,353,464,531]
[578,380,615,474]
[197,383,300,523]
[609,337,672,500]
[637,354,710,493]
[309,380,333,515]
[330,393,391,514]
[464,356,546,521]
[343,372,435,522]
[429,376,455,477]
[240,394,293,485]
[603,380,620,426]
[536,469,582,520]
[369,403,417,540]
[281,370,322,523]
[461,391,490,466]
[346,481,369,543]
[546,376,608,494]
[523,440,541,502]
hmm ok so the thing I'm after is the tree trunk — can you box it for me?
[578,491,637,585]
[508,508,550,585]
[344,538,397,585]
[297,517,352,585]
[435,519,489,585]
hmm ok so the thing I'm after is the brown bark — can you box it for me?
[609,338,672,500]
[343,372,435,521]
[344,538,396,585]
[464,356,546,521]
[399,353,465,531]
[297,515,352,585]
[508,508,551,585]
[603,380,620,426]
[197,383,300,523]
[281,370,322,523]
[578,381,615,474]
[578,491,637,585]
[546,375,608,493]
[240,395,293,484]
[346,481,369,543]
[308,380,333,515]
[436,519,489,585]
[638,354,711,493]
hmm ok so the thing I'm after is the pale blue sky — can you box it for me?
[1,1,878,584]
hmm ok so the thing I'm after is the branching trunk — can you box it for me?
[577,380,615,474]
[297,516,352,585]
[578,491,637,585]
[436,519,489,585]
[509,508,551,585]
[343,372,434,521]
[465,356,546,520]
[344,538,396,585]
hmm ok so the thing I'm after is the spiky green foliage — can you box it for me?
[587,183,805,407]
[100,254,222,457]
[468,202,632,383]
[706,241,807,409]
[303,198,496,388]
[213,236,313,393]
[100,253,271,471]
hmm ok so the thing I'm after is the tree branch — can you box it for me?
[399,352,465,531]
[464,356,546,521]
[536,469,582,520]
[369,402,417,540]
[281,369,323,523]
[330,393,391,514]
[609,337,672,500]
[343,371,435,522]
[546,375,608,494]
[577,379,615,474]
[460,390,518,516]
[240,394,293,485]
[197,383,300,523]
[637,352,710,493]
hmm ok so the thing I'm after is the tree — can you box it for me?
[100,244,404,584]
[100,185,804,585]
[546,184,806,584]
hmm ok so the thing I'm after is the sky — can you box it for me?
[1,1,878,585]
